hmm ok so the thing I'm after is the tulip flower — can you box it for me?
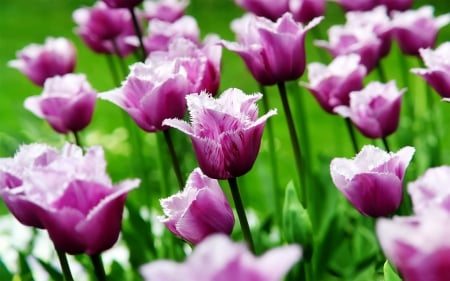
[0,143,140,254]
[302,54,366,114]
[390,6,450,56]
[411,43,450,98]
[290,0,326,24]
[159,168,234,244]
[334,81,405,139]
[24,74,97,134]
[142,0,188,22]
[223,12,322,86]
[377,209,450,281]
[140,234,302,281]
[408,166,450,215]
[8,37,76,86]
[99,59,190,132]
[379,0,412,12]
[73,2,137,57]
[330,145,415,217]
[336,0,412,12]
[163,88,277,179]
[102,0,143,9]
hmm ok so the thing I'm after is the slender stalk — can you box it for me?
[376,63,387,83]
[344,118,359,154]
[163,129,184,190]
[72,131,82,148]
[129,7,147,62]
[277,82,305,206]
[105,55,120,86]
[382,137,391,153]
[90,254,107,281]
[111,39,129,78]
[228,177,255,253]
[398,51,414,122]
[55,249,74,281]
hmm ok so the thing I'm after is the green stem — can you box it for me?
[344,118,359,154]
[376,62,387,83]
[90,254,107,281]
[129,7,147,62]
[163,130,184,190]
[382,137,391,153]
[105,55,120,86]
[228,177,255,253]
[277,82,306,206]
[111,39,129,77]
[398,52,414,122]
[72,131,82,148]
[55,249,74,281]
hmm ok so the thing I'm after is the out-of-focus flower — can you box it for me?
[159,168,234,244]
[149,37,221,96]
[0,143,139,254]
[8,37,76,86]
[302,54,366,114]
[73,2,138,57]
[411,43,450,98]
[336,0,412,12]
[142,0,188,22]
[377,209,450,281]
[408,166,450,215]
[99,59,190,132]
[163,88,277,179]
[334,81,405,138]
[143,15,199,53]
[290,0,326,24]
[390,6,450,56]
[24,74,97,134]
[315,24,382,72]
[223,13,322,86]
[102,0,143,9]
[379,0,412,12]
[330,145,415,217]
[140,233,302,281]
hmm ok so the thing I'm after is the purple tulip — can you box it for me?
[143,15,200,53]
[290,0,326,24]
[330,145,415,217]
[379,0,413,12]
[24,74,96,134]
[334,81,405,138]
[411,43,450,98]
[377,210,450,281]
[73,2,138,57]
[335,0,377,12]
[140,233,302,281]
[302,54,367,114]
[142,0,188,22]
[390,6,450,56]
[316,24,382,72]
[163,88,277,179]
[0,143,140,254]
[99,59,190,132]
[223,12,322,86]
[101,0,143,9]
[408,166,450,215]
[159,168,234,244]
[233,0,289,22]
[8,37,76,86]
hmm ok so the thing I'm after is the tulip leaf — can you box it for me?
[0,257,13,280]
[384,260,401,281]
[18,252,34,281]
[34,257,63,281]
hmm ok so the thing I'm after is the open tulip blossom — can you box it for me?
[163,88,277,179]
[159,168,235,244]
[24,73,97,134]
[0,143,140,255]
[330,145,415,217]
[101,0,142,9]
[8,37,76,86]
[142,0,188,22]
[140,233,302,281]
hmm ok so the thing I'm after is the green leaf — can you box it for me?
[384,260,401,281]
[18,252,33,281]
[35,257,63,281]
[0,257,13,280]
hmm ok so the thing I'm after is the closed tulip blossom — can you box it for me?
[99,59,190,132]
[24,74,97,134]
[0,143,140,254]
[334,81,405,139]
[223,13,322,86]
[102,0,142,9]
[140,234,302,281]
[142,0,188,22]
[390,6,450,56]
[159,168,234,244]
[377,209,450,281]
[8,37,76,86]
[411,43,450,98]
[163,88,277,179]
[330,145,415,217]
[73,2,138,57]
[302,54,367,114]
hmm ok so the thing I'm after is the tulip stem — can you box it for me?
[382,137,391,153]
[277,82,305,206]
[55,249,74,281]
[376,63,387,83]
[344,118,359,154]
[72,131,82,148]
[90,254,107,281]
[105,55,120,86]
[129,7,147,62]
[163,130,184,190]
[111,39,129,77]
[228,177,255,253]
